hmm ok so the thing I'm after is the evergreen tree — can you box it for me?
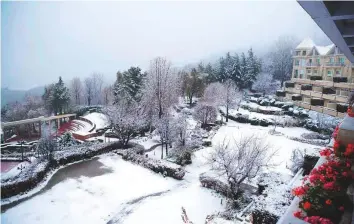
[239,52,248,88]
[204,63,217,84]
[246,48,261,88]
[197,62,205,73]
[113,67,146,104]
[51,77,70,114]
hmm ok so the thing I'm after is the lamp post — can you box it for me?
[20,140,25,161]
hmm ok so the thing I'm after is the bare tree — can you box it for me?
[102,85,114,105]
[193,103,217,128]
[220,80,242,122]
[173,114,188,147]
[84,77,94,106]
[252,72,275,95]
[267,36,297,88]
[70,77,83,105]
[209,135,277,198]
[92,73,104,105]
[182,68,205,105]
[104,100,146,147]
[142,57,180,119]
[154,114,174,159]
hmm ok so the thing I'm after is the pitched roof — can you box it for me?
[296,38,316,49]
[315,44,335,55]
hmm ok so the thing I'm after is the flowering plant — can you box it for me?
[292,140,353,223]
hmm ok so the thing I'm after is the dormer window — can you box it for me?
[302,51,306,56]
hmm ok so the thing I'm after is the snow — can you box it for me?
[2,155,179,224]
[315,44,334,56]
[2,108,324,224]
[83,112,109,130]
[1,161,30,181]
[296,38,315,49]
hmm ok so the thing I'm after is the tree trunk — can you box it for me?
[165,143,168,156]
[161,143,164,159]
[189,94,193,105]
[226,104,229,122]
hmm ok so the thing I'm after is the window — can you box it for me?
[294,70,298,78]
[295,51,300,56]
[300,70,304,79]
[307,69,311,74]
[316,58,320,65]
[329,57,334,63]
[339,57,345,64]
[313,70,317,74]
[327,70,332,77]
[301,59,306,66]
[295,59,299,66]
[302,51,306,56]
[309,59,312,64]
[336,70,341,76]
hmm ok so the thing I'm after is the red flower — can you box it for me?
[342,171,348,177]
[320,148,333,157]
[325,199,332,205]
[323,181,335,190]
[333,140,340,151]
[304,216,333,224]
[303,201,311,210]
[339,206,344,211]
[292,186,307,196]
[293,210,303,218]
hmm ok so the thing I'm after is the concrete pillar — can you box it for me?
[57,119,60,130]
[38,121,42,138]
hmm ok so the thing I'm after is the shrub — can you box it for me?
[302,155,319,176]
[252,209,278,224]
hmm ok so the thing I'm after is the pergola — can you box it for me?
[1,114,76,142]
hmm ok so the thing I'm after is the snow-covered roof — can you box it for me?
[315,44,335,55]
[296,38,315,49]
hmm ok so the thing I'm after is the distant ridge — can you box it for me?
[1,86,45,105]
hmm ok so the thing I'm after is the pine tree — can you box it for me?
[246,48,261,89]
[50,77,70,114]
[239,52,248,88]
[113,67,145,104]
[204,63,216,83]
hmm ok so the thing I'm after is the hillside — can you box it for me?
[1,86,44,105]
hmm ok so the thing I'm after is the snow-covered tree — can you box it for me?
[252,72,274,95]
[58,132,77,148]
[42,77,70,115]
[154,114,175,158]
[209,135,277,198]
[173,114,188,147]
[193,103,217,128]
[84,76,94,106]
[37,123,56,161]
[267,36,297,87]
[219,80,242,122]
[113,67,145,104]
[92,73,104,105]
[102,85,114,105]
[203,81,242,122]
[141,57,180,119]
[245,48,262,88]
[182,68,205,105]
[70,77,83,105]
[104,100,146,147]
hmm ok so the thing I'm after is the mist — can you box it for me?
[2,1,329,90]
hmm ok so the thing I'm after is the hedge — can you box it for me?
[251,209,279,224]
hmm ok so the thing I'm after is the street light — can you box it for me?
[19,140,26,161]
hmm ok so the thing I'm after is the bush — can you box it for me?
[251,209,278,224]
[175,150,192,165]
[259,119,269,127]
[250,118,260,126]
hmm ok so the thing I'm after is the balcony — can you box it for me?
[324,62,345,67]
[311,80,333,87]
[285,82,295,88]
[311,91,322,98]
[306,62,321,67]
[309,75,322,81]
[292,78,311,84]
[336,95,348,103]
[291,94,302,101]
[310,98,324,106]
[322,87,336,100]
[336,103,348,113]
[301,102,311,109]
[276,90,286,97]
[333,78,354,88]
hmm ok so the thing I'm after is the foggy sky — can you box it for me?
[2,1,329,90]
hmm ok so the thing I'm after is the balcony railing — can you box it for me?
[325,62,345,67]
[306,62,320,67]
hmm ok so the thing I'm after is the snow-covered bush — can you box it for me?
[120,150,185,180]
[251,210,278,224]
[208,135,277,198]
[37,135,57,161]
[58,132,77,148]
[287,148,305,174]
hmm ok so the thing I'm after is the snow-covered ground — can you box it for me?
[83,112,109,130]
[2,108,323,224]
